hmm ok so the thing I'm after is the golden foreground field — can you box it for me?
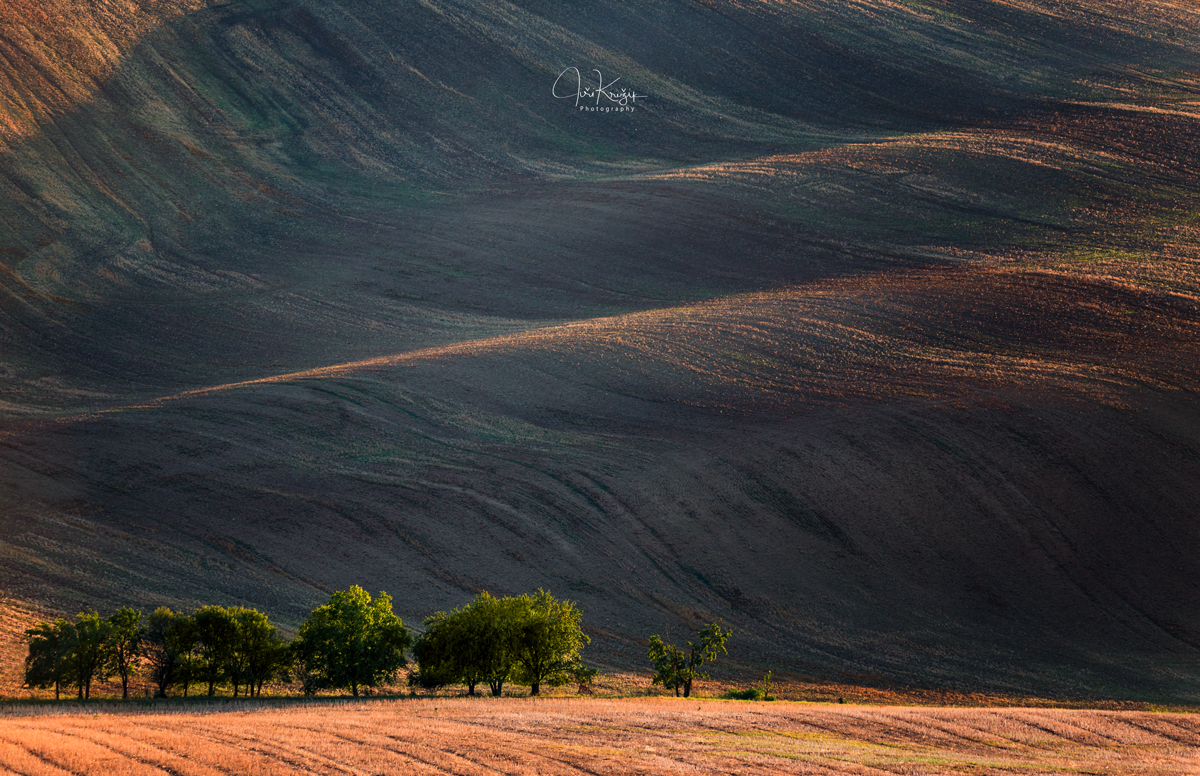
[0,699,1197,775]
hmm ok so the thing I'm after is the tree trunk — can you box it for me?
[674,684,680,697]
[122,674,129,700]
[683,679,692,698]
[352,683,359,698]
[54,680,60,700]
[490,681,503,697]
[467,681,476,696]
[530,681,540,696]
[208,678,216,697]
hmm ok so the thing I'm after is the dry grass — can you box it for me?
[0,601,47,700]
[0,698,1196,774]
[6,665,1194,713]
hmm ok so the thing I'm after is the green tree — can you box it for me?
[226,606,254,697]
[231,607,288,697]
[144,608,198,698]
[472,593,525,697]
[511,590,589,696]
[647,621,730,698]
[105,608,145,700]
[411,610,466,693]
[295,586,411,697]
[24,619,77,700]
[69,611,113,700]
[291,645,325,697]
[412,592,524,697]
[647,635,686,696]
[193,605,238,697]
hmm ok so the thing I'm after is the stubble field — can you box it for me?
[1,699,1197,775]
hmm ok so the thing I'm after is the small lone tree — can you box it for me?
[758,670,774,701]
[647,621,730,698]
[295,586,411,697]
[571,660,599,695]
[105,608,145,700]
[24,619,77,700]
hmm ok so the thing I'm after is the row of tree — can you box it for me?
[146,604,294,699]
[24,587,589,700]
[27,602,299,700]
[28,588,733,702]
[25,609,146,700]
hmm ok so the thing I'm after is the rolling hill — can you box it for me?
[2,0,1200,700]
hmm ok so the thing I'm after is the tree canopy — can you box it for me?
[145,607,197,698]
[68,612,113,700]
[413,592,525,697]
[193,605,239,697]
[232,607,289,698]
[24,619,76,700]
[295,586,411,697]
[511,590,590,696]
[414,590,590,697]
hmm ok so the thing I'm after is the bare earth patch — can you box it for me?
[0,699,1196,774]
